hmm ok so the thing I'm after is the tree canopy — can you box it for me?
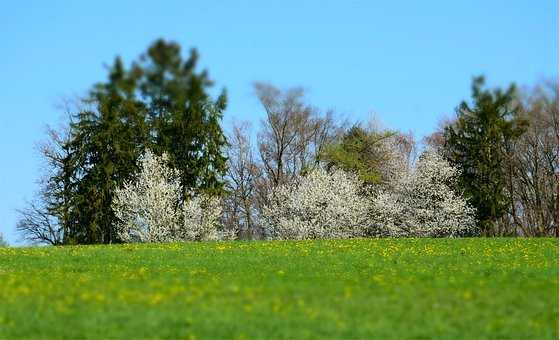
[22,39,228,244]
[443,76,527,235]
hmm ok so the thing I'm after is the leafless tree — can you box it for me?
[254,83,339,187]
[423,117,455,152]
[503,82,559,236]
[223,83,341,238]
[16,124,70,245]
[16,199,63,245]
[223,121,261,238]
[0,233,8,247]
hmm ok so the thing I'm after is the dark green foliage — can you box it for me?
[321,125,394,186]
[61,59,149,244]
[49,39,227,244]
[443,76,527,235]
[137,41,228,197]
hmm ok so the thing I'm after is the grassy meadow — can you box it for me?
[1,238,558,339]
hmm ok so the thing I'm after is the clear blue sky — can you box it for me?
[1,0,557,244]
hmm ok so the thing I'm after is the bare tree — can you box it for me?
[16,199,63,245]
[254,83,338,187]
[16,124,70,245]
[223,121,261,238]
[0,233,8,247]
[503,82,559,236]
[223,83,340,238]
[423,117,455,152]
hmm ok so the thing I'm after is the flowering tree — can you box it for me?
[113,150,224,243]
[262,168,370,239]
[372,150,477,237]
[181,193,226,241]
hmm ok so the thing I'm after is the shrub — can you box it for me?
[180,193,225,241]
[113,150,224,243]
[372,150,477,237]
[262,168,370,239]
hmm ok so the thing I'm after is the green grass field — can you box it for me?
[1,238,558,339]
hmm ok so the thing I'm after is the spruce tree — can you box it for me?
[443,76,527,235]
[62,58,148,243]
[136,40,228,197]
[49,40,227,244]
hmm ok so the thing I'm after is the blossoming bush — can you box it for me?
[113,150,224,243]
[262,168,370,239]
[372,150,477,237]
[180,193,229,241]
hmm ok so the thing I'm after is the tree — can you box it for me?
[16,200,63,245]
[138,40,228,197]
[0,233,8,247]
[61,80,149,243]
[255,83,338,187]
[222,122,260,238]
[113,150,181,243]
[252,83,339,229]
[443,76,527,235]
[19,39,228,244]
[17,124,70,245]
[503,82,559,236]
[262,168,370,240]
[321,125,415,187]
[113,150,224,243]
[372,150,477,237]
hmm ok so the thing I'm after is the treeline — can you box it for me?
[17,40,559,244]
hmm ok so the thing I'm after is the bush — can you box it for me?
[181,193,227,241]
[262,168,370,239]
[372,150,477,237]
[113,150,224,243]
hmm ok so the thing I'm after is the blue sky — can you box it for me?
[1,0,557,244]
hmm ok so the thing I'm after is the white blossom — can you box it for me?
[262,168,370,240]
[180,193,223,241]
[372,149,477,237]
[113,150,181,243]
[113,150,225,243]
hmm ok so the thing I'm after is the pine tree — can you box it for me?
[61,58,148,243]
[42,40,228,244]
[137,40,228,197]
[443,76,527,235]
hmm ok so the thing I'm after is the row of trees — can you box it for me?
[111,144,475,242]
[16,39,558,244]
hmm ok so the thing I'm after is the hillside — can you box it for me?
[1,238,558,339]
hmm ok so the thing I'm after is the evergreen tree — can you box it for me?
[61,58,148,243]
[136,40,228,197]
[41,39,227,244]
[443,76,527,235]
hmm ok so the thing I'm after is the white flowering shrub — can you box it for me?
[113,150,225,243]
[180,193,223,241]
[372,149,477,237]
[262,168,370,240]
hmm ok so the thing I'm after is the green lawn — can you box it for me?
[1,238,558,339]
